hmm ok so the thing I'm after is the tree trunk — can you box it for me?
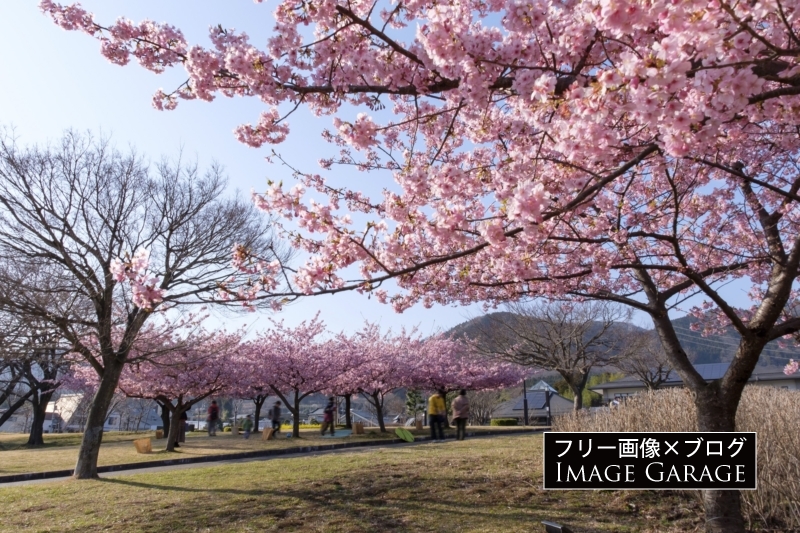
[442,391,454,428]
[292,393,301,438]
[371,392,386,433]
[344,394,352,429]
[253,395,267,433]
[73,361,125,479]
[562,371,589,411]
[648,303,761,533]
[694,384,744,533]
[571,389,583,411]
[27,388,56,446]
[158,401,170,435]
[165,403,183,452]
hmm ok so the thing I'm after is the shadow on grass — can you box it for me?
[99,464,594,533]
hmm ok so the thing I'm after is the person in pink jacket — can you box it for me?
[451,389,470,441]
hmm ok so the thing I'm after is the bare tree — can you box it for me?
[0,310,33,425]
[248,388,270,433]
[383,392,406,423]
[0,130,288,478]
[616,333,673,390]
[112,397,151,431]
[0,368,31,429]
[0,305,72,442]
[467,389,510,425]
[472,300,633,410]
[20,347,70,446]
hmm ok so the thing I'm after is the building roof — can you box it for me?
[528,380,557,393]
[511,391,554,411]
[592,363,800,391]
[491,390,573,419]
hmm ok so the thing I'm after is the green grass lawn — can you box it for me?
[0,426,534,475]
[0,434,700,533]
[0,431,155,450]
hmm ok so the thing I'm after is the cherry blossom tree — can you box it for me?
[42,1,800,528]
[325,332,371,430]
[230,379,272,434]
[244,316,344,438]
[117,329,242,452]
[410,335,526,394]
[66,315,242,451]
[337,323,419,432]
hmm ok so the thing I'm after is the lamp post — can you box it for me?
[523,379,529,426]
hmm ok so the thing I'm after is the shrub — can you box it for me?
[223,426,232,432]
[490,418,518,426]
[554,386,800,530]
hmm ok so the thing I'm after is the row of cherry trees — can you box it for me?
[69,315,525,443]
[231,316,524,437]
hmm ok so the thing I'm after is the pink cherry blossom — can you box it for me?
[110,249,165,311]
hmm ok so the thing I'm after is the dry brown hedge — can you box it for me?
[554,386,800,531]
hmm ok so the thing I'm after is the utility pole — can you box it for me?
[523,379,529,426]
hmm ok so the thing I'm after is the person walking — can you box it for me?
[207,400,220,437]
[451,389,469,441]
[269,401,282,434]
[320,397,336,436]
[242,414,253,439]
[428,389,446,442]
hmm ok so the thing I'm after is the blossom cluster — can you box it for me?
[110,249,165,311]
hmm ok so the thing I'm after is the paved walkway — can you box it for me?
[1,430,540,487]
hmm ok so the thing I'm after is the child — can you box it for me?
[242,415,253,439]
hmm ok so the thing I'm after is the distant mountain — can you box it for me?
[448,313,797,370]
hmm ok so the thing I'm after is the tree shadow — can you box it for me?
[101,465,561,532]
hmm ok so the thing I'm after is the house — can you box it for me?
[590,363,800,402]
[491,388,574,423]
[22,392,162,433]
[45,392,84,432]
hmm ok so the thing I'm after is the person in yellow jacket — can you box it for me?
[428,389,446,442]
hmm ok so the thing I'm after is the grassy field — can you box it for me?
[0,426,534,475]
[0,434,700,533]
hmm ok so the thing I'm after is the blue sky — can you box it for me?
[0,0,489,336]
